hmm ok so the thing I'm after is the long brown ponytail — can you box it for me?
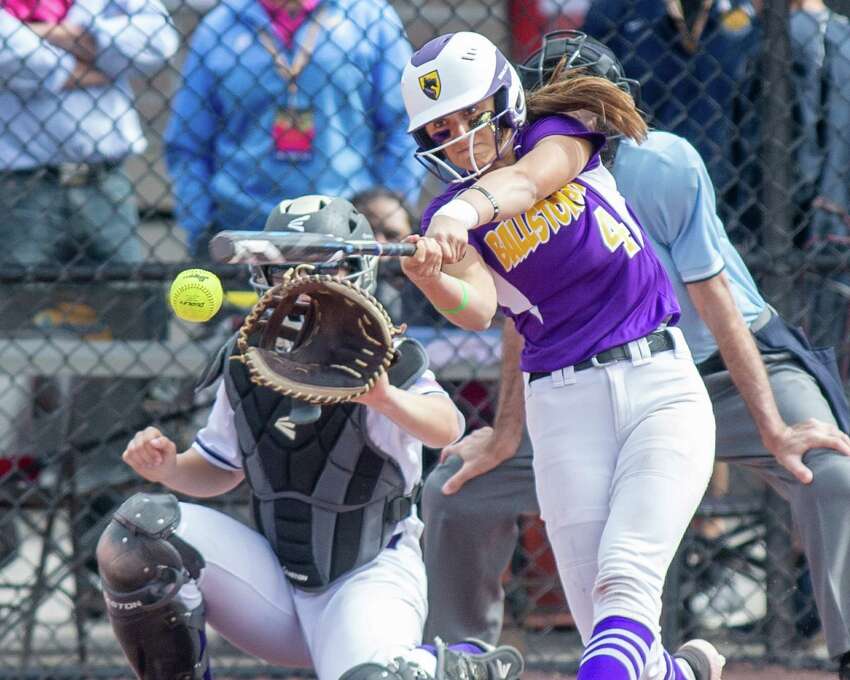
[526,68,647,143]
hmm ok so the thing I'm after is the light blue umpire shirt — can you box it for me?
[613,130,767,364]
[0,0,179,170]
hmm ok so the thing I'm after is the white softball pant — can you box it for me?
[524,328,715,674]
[172,503,427,680]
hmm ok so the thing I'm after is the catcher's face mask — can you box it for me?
[250,260,374,296]
[251,196,380,296]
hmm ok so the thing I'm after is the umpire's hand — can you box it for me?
[122,426,178,484]
[439,426,517,494]
[767,418,850,484]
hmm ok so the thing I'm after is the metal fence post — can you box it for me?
[758,0,799,660]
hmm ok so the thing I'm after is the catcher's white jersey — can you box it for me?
[194,369,463,495]
[171,369,462,680]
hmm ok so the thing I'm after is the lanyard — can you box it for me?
[259,12,325,95]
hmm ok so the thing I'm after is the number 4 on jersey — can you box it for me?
[595,207,641,258]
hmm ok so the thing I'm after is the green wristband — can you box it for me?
[437,279,469,315]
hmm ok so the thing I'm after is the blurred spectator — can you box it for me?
[583,0,761,204]
[0,0,178,266]
[351,187,440,326]
[729,0,850,359]
[792,0,850,248]
[510,0,591,59]
[166,0,424,259]
[0,0,179,563]
[789,0,850,359]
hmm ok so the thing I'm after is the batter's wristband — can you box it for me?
[432,198,479,230]
[465,185,500,221]
[436,278,469,315]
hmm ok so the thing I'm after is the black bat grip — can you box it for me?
[377,242,417,257]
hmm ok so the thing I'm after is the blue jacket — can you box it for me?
[790,9,850,244]
[165,0,423,248]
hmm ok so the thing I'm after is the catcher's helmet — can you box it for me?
[250,195,379,294]
[517,30,639,102]
[401,32,526,183]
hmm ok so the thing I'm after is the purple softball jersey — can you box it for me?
[421,115,680,373]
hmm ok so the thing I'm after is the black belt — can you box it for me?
[696,353,725,377]
[528,330,675,384]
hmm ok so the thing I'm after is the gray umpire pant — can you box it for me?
[422,354,850,660]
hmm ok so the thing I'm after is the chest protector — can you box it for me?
[223,346,421,591]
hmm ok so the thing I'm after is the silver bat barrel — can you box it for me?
[209,231,416,265]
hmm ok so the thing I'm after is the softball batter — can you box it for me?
[94,196,524,680]
[401,32,719,680]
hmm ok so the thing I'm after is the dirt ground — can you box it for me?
[521,663,836,679]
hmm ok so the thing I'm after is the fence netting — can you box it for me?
[1,0,849,676]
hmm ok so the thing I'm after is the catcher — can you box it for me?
[94,195,525,680]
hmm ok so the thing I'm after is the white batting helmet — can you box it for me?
[401,32,526,182]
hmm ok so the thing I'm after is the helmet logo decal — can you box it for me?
[418,70,441,100]
[287,215,308,232]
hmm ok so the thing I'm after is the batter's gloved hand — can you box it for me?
[236,266,403,404]
[439,426,519,494]
[766,418,850,484]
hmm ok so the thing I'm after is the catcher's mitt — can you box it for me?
[236,266,404,404]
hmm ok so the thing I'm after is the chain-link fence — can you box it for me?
[1,0,849,676]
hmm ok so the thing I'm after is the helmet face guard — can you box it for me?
[402,32,526,183]
[411,106,518,184]
[517,29,640,103]
[249,261,372,296]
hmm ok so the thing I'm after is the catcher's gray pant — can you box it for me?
[422,354,850,659]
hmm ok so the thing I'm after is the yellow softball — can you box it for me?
[169,269,224,323]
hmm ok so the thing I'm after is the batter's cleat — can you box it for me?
[434,637,524,680]
[674,639,726,680]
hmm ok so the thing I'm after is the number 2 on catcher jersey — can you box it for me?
[595,206,641,258]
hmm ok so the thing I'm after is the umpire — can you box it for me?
[420,31,850,680]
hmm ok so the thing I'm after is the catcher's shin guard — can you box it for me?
[339,639,524,680]
[96,493,209,680]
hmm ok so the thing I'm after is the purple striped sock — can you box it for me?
[663,650,692,680]
[577,616,653,680]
